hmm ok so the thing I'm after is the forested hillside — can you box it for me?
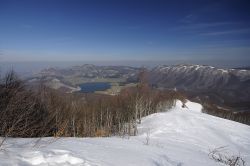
[0,70,182,137]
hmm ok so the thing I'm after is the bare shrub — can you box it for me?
[208,146,246,166]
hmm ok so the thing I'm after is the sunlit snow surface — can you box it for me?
[1,100,250,166]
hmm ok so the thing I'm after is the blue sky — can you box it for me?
[0,0,250,64]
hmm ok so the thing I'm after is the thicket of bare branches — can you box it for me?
[208,147,246,166]
[0,71,54,137]
[0,70,182,137]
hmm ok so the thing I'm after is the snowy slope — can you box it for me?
[0,100,250,166]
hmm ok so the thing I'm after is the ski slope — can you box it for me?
[0,100,250,166]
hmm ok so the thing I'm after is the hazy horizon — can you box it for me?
[1,59,250,78]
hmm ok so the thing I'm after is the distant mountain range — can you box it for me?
[38,64,139,79]
[27,64,250,111]
[27,64,140,92]
[233,66,250,70]
[150,64,250,111]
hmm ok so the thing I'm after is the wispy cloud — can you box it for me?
[173,22,242,31]
[200,28,250,36]
[169,21,250,39]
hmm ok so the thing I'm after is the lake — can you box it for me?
[79,82,111,93]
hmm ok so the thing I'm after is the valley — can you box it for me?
[27,64,250,112]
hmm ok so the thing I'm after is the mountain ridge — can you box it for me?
[28,63,250,112]
[150,64,250,106]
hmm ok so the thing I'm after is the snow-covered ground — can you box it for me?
[1,100,250,166]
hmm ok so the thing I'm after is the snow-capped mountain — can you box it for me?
[28,64,250,111]
[151,64,250,90]
[150,64,250,110]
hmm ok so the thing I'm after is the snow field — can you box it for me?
[0,100,249,166]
